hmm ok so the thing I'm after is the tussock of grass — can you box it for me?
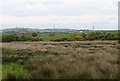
[2,63,28,79]
[2,41,118,79]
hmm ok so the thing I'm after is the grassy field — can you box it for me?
[38,32,74,41]
[1,30,119,42]
[1,41,119,79]
[23,31,119,41]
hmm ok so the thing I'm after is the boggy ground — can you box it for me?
[1,41,119,79]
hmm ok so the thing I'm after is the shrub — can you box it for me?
[2,34,43,42]
[81,33,87,37]
[105,33,118,40]
[32,32,38,37]
[95,32,102,39]
[17,35,31,41]
[2,34,16,42]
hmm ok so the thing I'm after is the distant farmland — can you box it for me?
[1,28,119,42]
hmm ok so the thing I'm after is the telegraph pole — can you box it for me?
[93,26,95,31]
[53,24,55,29]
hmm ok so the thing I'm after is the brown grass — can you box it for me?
[2,41,119,79]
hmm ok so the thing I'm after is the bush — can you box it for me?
[17,35,32,41]
[2,33,43,42]
[2,34,16,42]
[105,33,118,40]
[32,32,38,37]
[81,33,87,37]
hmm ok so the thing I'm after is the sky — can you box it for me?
[0,0,119,30]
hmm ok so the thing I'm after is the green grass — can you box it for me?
[2,30,119,42]
[0,33,2,41]
[2,63,28,79]
[2,48,29,79]
[0,64,2,80]
[39,33,74,41]
[37,31,119,41]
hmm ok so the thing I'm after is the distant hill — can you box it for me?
[2,28,82,33]
[39,29,79,33]
[2,28,39,33]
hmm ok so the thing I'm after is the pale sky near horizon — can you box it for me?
[0,0,119,30]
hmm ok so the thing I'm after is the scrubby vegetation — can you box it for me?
[1,30,119,80]
[1,31,119,42]
[1,33,43,42]
[31,32,38,37]
[2,41,118,79]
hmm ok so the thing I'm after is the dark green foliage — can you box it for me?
[105,33,117,40]
[32,32,38,37]
[88,32,96,37]
[18,35,32,41]
[2,33,43,42]
[95,32,102,39]
[81,33,87,37]
[1,31,119,42]
[99,32,118,40]
[2,34,16,42]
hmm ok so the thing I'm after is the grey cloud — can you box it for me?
[0,0,118,17]
[42,2,64,4]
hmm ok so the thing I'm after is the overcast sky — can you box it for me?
[0,0,119,30]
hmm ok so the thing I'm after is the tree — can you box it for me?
[32,32,38,37]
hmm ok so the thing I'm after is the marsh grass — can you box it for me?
[2,41,118,79]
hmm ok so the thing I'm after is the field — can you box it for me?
[1,30,119,42]
[1,40,119,79]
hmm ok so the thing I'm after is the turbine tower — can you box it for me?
[53,24,55,29]
[93,25,95,31]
